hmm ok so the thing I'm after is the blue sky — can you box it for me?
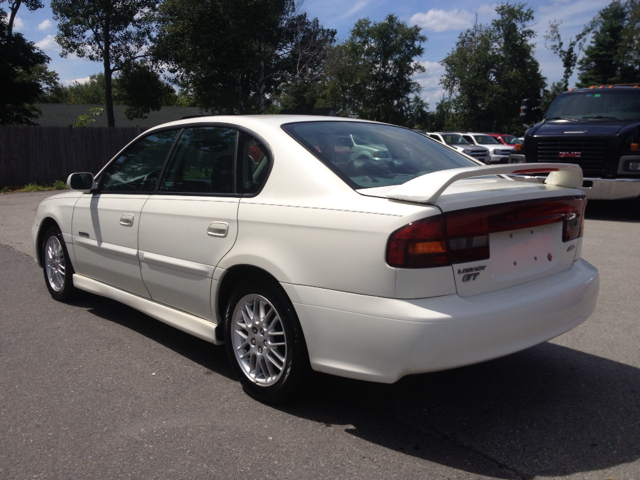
[13,0,611,109]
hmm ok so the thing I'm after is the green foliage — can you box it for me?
[1,0,43,35]
[576,1,631,86]
[17,181,68,191]
[544,20,580,92]
[74,107,103,127]
[154,0,334,114]
[51,0,159,126]
[0,8,49,124]
[113,63,174,120]
[19,183,49,192]
[440,3,546,132]
[574,0,640,87]
[319,14,428,127]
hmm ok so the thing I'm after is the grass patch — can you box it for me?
[6,181,70,193]
[19,183,50,192]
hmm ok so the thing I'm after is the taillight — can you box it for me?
[386,197,586,268]
[387,216,448,268]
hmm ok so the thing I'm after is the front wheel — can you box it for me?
[224,281,309,403]
[41,225,77,301]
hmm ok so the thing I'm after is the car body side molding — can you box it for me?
[72,274,221,344]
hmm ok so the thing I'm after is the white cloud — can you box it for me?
[63,76,92,86]
[37,19,53,31]
[413,61,447,106]
[13,16,26,31]
[35,35,62,52]
[410,9,475,32]
[477,4,498,16]
[335,1,370,22]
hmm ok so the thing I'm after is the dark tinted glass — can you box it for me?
[546,90,640,121]
[238,132,270,194]
[282,122,476,189]
[160,127,236,194]
[101,130,178,192]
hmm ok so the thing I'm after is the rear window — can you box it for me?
[473,135,500,144]
[282,121,476,189]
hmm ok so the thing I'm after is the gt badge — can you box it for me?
[458,265,486,282]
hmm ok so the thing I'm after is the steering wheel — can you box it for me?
[140,170,159,191]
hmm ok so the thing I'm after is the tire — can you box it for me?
[41,225,77,301]
[224,281,309,403]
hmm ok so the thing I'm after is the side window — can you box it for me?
[100,130,178,192]
[238,132,269,194]
[160,127,236,194]
[463,135,474,144]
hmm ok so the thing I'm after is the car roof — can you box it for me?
[144,114,380,135]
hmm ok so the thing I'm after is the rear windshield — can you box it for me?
[441,134,469,145]
[500,135,521,144]
[473,135,500,144]
[546,90,640,121]
[282,121,476,189]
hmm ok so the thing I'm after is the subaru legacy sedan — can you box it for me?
[32,115,599,402]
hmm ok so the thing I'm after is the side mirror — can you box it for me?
[519,98,532,125]
[67,172,97,192]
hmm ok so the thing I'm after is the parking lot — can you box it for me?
[1,191,639,479]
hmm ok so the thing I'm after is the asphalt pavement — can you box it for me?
[1,191,639,479]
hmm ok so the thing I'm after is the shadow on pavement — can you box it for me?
[67,292,234,381]
[74,290,640,479]
[275,344,640,479]
[585,198,639,222]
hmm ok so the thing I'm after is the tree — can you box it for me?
[440,3,546,133]
[545,20,580,92]
[1,0,43,36]
[576,1,630,87]
[618,0,640,79]
[113,62,174,120]
[154,0,334,114]
[320,14,428,127]
[0,8,49,124]
[51,0,158,126]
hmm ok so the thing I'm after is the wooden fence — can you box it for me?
[0,126,145,187]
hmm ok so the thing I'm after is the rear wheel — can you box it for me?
[41,225,77,301]
[224,281,309,403]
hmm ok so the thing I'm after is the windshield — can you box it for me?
[442,134,469,145]
[500,135,521,144]
[473,135,500,145]
[546,90,640,121]
[282,122,477,189]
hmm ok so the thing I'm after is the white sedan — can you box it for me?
[32,115,599,402]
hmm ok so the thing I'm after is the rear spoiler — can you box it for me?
[385,163,583,204]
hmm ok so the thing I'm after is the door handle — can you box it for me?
[207,221,228,237]
[120,213,135,227]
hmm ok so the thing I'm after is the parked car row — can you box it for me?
[420,131,521,165]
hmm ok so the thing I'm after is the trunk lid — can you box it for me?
[362,164,586,297]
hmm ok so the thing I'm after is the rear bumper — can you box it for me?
[508,154,640,200]
[284,259,599,383]
[489,154,510,164]
[580,177,640,200]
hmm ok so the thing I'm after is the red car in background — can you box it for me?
[485,133,522,148]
